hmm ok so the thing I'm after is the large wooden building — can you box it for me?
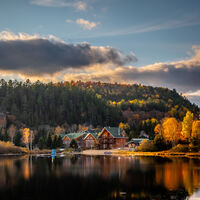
[98,127,127,149]
[62,127,127,150]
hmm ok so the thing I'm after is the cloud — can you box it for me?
[66,18,99,30]
[30,0,87,11]
[0,30,41,41]
[0,31,137,75]
[1,31,200,106]
[99,46,200,92]
[184,90,200,96]
[54,46,200,94]
[75,17,200,39]
[76,18,98,30]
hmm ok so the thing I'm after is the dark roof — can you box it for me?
[128,138,149,144]
[103,127,127,138]
[61,130,99,141]
[61,132,85,140]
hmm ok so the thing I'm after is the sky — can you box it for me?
[0,0,200,105]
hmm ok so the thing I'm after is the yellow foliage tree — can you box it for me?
[119,122,130,131]
[192,120,200,139]
[154,124,162,135]
[23,128,30,148]
[162,118,181,145]
[181,111,193,140]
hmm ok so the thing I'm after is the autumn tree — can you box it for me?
[191,120,200,143]
[181,111,193,141]
[119,122,130,131]
[22,128,30,149]
[8,124,16,143]
[162,118,182,145]
[54,126,65,135]
[154,124,162,135]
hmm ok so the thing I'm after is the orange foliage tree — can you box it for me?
[162,118,182,145]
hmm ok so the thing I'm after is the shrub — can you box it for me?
[170,144,189,152]
[0,141,27,154]
[189,143,199,152]
[70,139,78,149]
[135,140,157,152]
[154,134,165,149]
[154,134,172,150]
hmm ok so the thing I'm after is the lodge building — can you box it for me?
[62,127,128,150]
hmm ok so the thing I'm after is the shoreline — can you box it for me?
[81,149,200,158]
[1,149,200,158]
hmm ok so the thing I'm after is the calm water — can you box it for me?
[0,155,200,200]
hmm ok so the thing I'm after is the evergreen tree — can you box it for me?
[56,135,63,148]
[46,134,52,149]
[14,131,22,146]
[3,130,10,142]
[52,135,57,149]
[38,137,45,149]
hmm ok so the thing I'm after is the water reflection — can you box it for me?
[0,155,200,199]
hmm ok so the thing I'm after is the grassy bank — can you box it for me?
[117,150,200,158]
[0,141,28,155]
[0,141,58,155]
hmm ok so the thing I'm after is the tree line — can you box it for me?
[0,79,199,150]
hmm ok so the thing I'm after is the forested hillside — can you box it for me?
[0,79,199,141]
[0,79,121,127]
[74,81,199,118]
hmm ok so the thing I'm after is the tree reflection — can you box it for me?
[0,155,199,199]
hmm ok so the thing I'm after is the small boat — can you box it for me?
[104,151,112,155]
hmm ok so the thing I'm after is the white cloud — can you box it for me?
[0,30,41,41]
[74,1,87,11]
[30,0,87,11]
[66,18,99,30]
[184,90,200,96]
[76,18,98,30]
[0,30,66,44]
[76,17,200,39]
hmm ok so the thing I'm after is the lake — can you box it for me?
[0,155,200,200]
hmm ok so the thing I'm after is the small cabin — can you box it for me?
[127,138,150,148]
[62,131,98,149]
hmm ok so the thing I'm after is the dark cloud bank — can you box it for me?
[117,62,200,92]
[0,34,200,99]
[0,39,137,75]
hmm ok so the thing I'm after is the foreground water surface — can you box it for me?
[0,155,200,200]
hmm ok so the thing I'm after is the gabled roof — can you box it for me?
[83,133,97,141]
[84,129,99,139]
[61,132,85,140]
[100,127,128,138]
